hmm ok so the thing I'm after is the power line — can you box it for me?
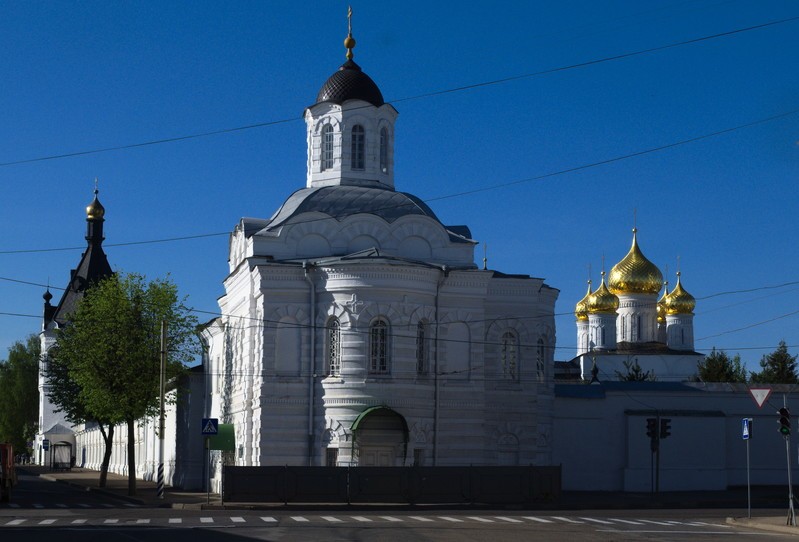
[2,104,798,256]
[1,15,796,168]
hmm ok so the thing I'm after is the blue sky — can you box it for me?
[1,1,797,374]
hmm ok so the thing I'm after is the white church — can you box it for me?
[201,26,558,468]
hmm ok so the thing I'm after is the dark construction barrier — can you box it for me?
[223,465,561,505]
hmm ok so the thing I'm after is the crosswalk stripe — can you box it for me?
[104,519,118,524]
[380,516,403,522]
[638,519,673,526]
[322,516,342,522]
[168,518,182,524]
[33,504,44,509]
[688,521,729,528]
[200,517,214,523]
[7,503,19,508]
[39,519,56,525]
[55,504,67,508]
[5,519,26,526]
[523,516,553,523]
[291,516,309,522]
[551,516,584,524]
[409,516,434,522]
[494,516,523,523]
[609,518,643,525]
[72,519,87,524]
[467,516,494,522]
[439,516,464,522]
[260,516,277,523]
[580,517,614,525]
[136,519,150,524]
[78,503,91,508]
[124,504,138,508]
[231,517,246,523]
[352,516,372,522]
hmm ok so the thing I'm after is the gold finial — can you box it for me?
[86,178,105,219]
[344,6,356,60]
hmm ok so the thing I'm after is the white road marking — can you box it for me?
[5,519,26,526]
[322,516,342,522]
[552,516,584,523]
[231,517,246,523]
[72,519,87,524]
[32,504,44,509]
[523,516,553,523]
[291,516,309,522]
[200,517,214,523]
[638,519,675,526]
[580,517,615,525]
[260,516,278,522]
[77,503,91,508]
[38,519,57,525]
[688,521,730,528]
[7,503,19,508]
[352,516,372,522]
[168,518,182,524]
[55,504,67,508]
[609,518,643,525]
[380,516,403,522]
[104,519,118,524]
[135,519,150,524]
[494,516,523,523]
[439,516,464,522]
[409,516,434,522]
[467,516,494,522]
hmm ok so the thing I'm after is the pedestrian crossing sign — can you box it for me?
[201,418,219,435]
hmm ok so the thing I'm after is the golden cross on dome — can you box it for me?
[345,6,356,60]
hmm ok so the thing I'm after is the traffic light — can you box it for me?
[778,407,791,436]
[660,418,672,439]
[646,418,657,439]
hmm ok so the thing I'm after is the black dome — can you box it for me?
[316,60,384,107]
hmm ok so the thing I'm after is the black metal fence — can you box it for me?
[223,465,561,505]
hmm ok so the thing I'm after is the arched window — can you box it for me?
[416,320,428,374]
[537,338,546,382]
[379,126,388,173]
[351,124,365,170]
[369,318,389,374]
[326,318,341,376]
[321,124,334,171]
[501,331,518,380]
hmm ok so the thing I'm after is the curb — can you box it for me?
[727,516,799,536]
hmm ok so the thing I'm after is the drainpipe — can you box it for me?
[304,262,316,466]
[433,265,448,466]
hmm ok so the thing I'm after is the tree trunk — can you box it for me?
[127,419,136,496]
[98,424,114,488]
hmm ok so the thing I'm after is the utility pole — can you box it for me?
[157,320,167,499]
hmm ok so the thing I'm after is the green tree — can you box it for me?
[615,358,656,381]
[50,273,198,495]
[696,348,747,383]
[0,335,40,453]
[750,341,798,384]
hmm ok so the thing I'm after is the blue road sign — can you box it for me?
[42,439,50,451]
[742,418,752,440]
[201,418,219,436]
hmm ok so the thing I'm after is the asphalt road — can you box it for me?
[1,471,793,541]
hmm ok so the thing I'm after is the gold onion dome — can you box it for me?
[608,228,663,295]
[587,272,619,314]
[657,282,669,323]
[664,272,695,314]
[86,189,105,220]
[574,280,592,321]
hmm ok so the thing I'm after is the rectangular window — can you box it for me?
[351,125,365,170]
[369,320,389,374]
[416,321,428,374]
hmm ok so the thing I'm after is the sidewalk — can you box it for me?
[17,465,799,535]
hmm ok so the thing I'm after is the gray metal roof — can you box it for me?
[252,186,472,244]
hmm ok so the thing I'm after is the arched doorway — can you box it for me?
[351,406,409,466]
